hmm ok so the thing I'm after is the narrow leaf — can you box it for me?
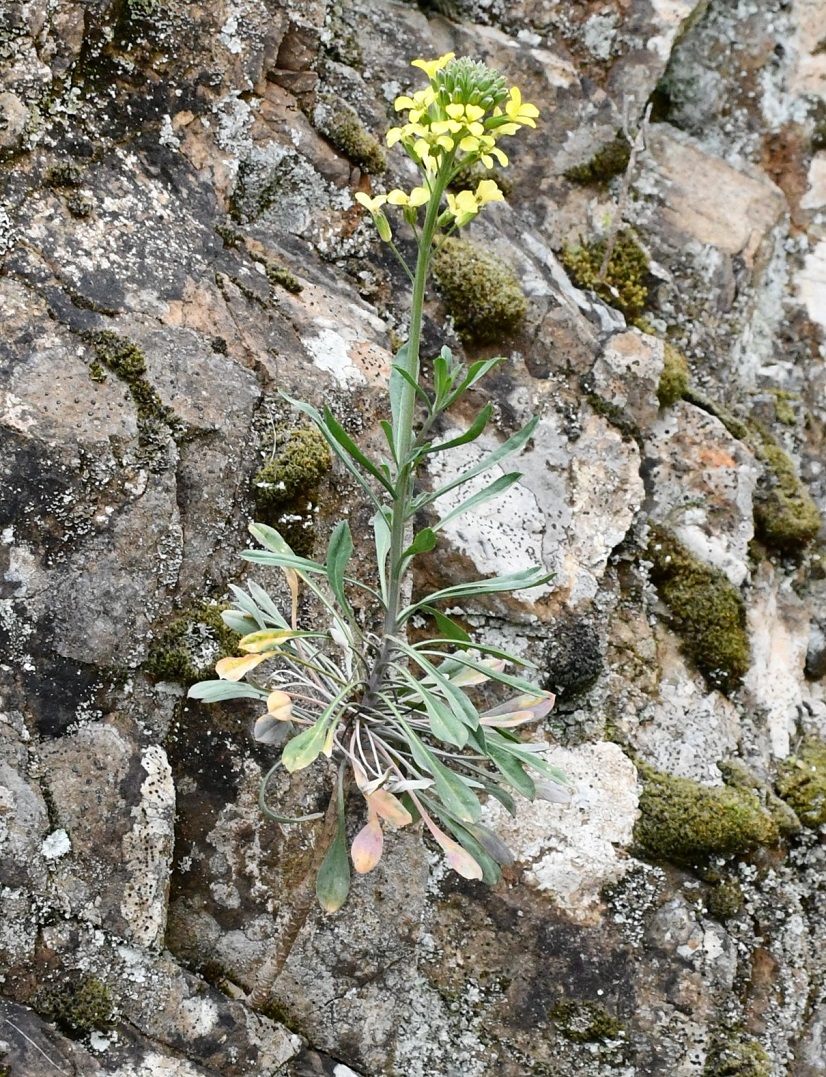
[187,679,268,702]
[402,566,553,620]
[239,628,321,653]
[326,520,354,614]
[422,404,492,455]
[367,788,413,828]
[400,527,437,564]
[401,721,481,822]
[221,610,260,635]
[421,606,471,643]
[447,355,505,404]
[432,472,523,533]
[247,579,290,628]
[322,407,396,494]
[486,741,537,799]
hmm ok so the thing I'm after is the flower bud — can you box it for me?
[374,210,392,243]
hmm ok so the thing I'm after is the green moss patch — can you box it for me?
[706,878,744,922]
[562,230,649,324]
[776,739,826,827]
[704,1028,771,1077]
[145,603,240,685]
[647,525,750,693]
[318,101,386,174]
[657,343,690,408]
[549,999,624,1043]
[752,439,821,552]
[635,766,780,868]
[42,976,114,1037]
[432,237,527,344]
[564,135,631,184]
[254,428,332,555]
[262,260,302,294]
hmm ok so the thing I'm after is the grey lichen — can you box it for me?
[432,237,527,344]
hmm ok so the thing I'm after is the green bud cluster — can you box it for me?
[436,58,509,110]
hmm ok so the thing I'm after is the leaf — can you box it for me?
[249,522,295,556]
[367,788,414,828]
[465,822,515,867]
[447,355,505,405]
[402,566,553,620]
[400,527,437,564]
[485,741,537,799]
[421,606,471,643]
[215,654,269,680]
[322,407,396,495]
[448,656,506,688]
[221,610,260,635]
[415,416,540,510]
[239,628,321,653]
[431,824,483,880]
[401,723,481,822]
[422,404,492,456]
[372,509,392,607]
[401,673,468,749]
[399,643,479,729]
[246,579,290,628]
[228,585,268,630]
[482,692,556,720]
[351,804,384,873]
[379,419,397,463]
[254,715,290,745]
[316,790,351,913]
[432,472,523,533]
[425,652,551,698]
[534,779,573,805]
[326,520,354,614]
[187,679,269,702]
[281,722,329,773]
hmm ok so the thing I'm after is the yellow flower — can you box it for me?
[411,52,455,79]
[387,186,430,207]
[354,192,388,213]
[475,178,504,205]
[446,189,480,226]
[505,87,540,128]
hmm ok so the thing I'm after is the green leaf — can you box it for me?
[432,472,522,532]
[420,651,548,697]
[326,520,354,614]
[400,721,481,823]
[423,798,503,884]
[372,509,392,607]
[228,584,268,630]
[485,740,537,799]
[401,565,554,621]
[400,527,437,566]
[399,671,468,748]
[446,355,505,405]
[221,610,260,635]
[390,360,432,409]
[187,679,269,702]
[432,346,453,405]
[421,606,471,644]
[422,404,492,456]
[379,420,397,463]
[281,722,329,773]
[322,407,396,495]
[281,394,385,512]
[246,580,290,628]
[249,522,295,555]
[241,549,327,575]
[399,643,479,728]
[316,782,351,913]
[415,415,540,510]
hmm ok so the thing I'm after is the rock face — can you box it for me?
[1,0,826,1075]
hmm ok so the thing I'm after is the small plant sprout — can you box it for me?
[189,53,570,917]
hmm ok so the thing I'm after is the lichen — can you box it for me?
[145,603,240,685]
[647,525,750,693]
[67,193,93,218]
[776,739,826,827]
[657,343,690,408]
[752,438,821,552]
[253,428,332,555]
[549,999,624,1043]
[635,765,780,868]
[42,976,114,1037]
[316,100,386,174]
[704,1028,771,1076]
[216,223,243,249]
[432,237,527,344]
[562,230,649,323]
[564,134,631,184]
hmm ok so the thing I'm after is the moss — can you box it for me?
[585,393,642,445]
[449,160,513,198]
[767,389,798,426]
[704,1028,771,1076]
[635,765,779,868]
[647,525,750,693]
[216,223,243,248]
[432,237,527,344]
[752,439,821,552]
[85,331,183,451]
[562,230,649,323]
[717,758,800,838]
[262,260,302,294]
[43,976,114,1037]
[145,603,241,685]
[253,428,332,556]
[67,193,93,218]
[706,879,744,922]
[549,999,624,1043]
[776,739,826,827]
[657,343,690,408]
[321,103,386,174]
[682,388,751,441]
[89,361,107,383]
[45,162,84,188]
[564,134,631,184]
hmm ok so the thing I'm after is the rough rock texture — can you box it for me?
[2,0,826,1074]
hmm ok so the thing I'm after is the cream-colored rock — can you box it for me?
[801,152,826,210]
[644,125,786,265]
[796,238,826,331]
[483,742,639,923]
[592,329,664,430]
[646,401,759,586]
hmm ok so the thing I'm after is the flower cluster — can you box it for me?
[355,52,539,237]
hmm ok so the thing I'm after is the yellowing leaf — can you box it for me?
[239,629,298,653]
[449,657,506,688]
[215,654,268,681]
[266,690,293,720]
[480,710,535,728]
[435,831,483,880]
[281,723,327,773]
[367,788,413,828]
[351,807,384,874]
